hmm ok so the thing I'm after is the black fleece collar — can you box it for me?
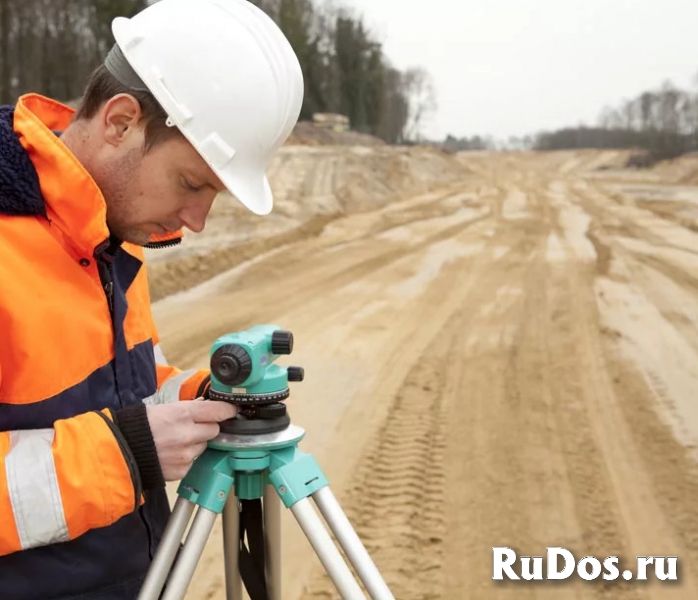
[0,105,47,218]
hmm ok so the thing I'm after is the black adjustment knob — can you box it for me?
[271,330,294,355]
[258,403,287,418]
[211,344,252,386]
[287,366,304,382]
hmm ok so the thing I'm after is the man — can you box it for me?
[0,0,303,598]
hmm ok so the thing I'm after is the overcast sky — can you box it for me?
[344,0,698,141]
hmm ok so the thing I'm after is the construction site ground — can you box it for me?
[148,142,698,599]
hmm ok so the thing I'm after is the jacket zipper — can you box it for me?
[94,239,117,315]
[144,237,182,249]
[93,238,157,558]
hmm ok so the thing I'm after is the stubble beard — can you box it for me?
[100,149,152,246]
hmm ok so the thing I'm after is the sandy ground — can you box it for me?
[149,146,698,599]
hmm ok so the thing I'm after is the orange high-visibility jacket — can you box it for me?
[0,94,210,599]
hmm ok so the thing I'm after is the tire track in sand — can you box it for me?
[297,200,536,599]
[300,315,449,600]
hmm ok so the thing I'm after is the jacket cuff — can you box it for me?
[112,403,165,490]
[196,374,212,398]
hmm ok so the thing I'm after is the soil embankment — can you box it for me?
[150,145,698,599]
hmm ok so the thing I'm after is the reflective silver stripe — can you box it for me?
[143,369,198,405]
[6,430,69,549]
[153,343,168,366]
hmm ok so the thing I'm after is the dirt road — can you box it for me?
[152,150,698,599]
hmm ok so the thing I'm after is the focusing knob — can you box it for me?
[211,344,252,386]
[287,366,304,382]
[258,403,288,419]
[271,330,294,355]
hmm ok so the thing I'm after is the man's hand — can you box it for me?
[146,400,237,480]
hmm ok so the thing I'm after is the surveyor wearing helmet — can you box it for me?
[0,0,303,598]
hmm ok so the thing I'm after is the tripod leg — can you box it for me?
[313,488,394,600]
[161,507,219,600]
[222,493,243,600]
[291,498,366,600]
[264,484,282,600]
[138,498,196,600]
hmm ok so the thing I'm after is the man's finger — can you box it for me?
[189,400,237,423]
[188,422,222,444]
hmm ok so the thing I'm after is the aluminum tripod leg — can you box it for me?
[162,506,219,600]
[313,488,394,600]
[136,496,219,600]
[137,498,195,600]
[290,498,366,600]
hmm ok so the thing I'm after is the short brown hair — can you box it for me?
[74,65,180,150]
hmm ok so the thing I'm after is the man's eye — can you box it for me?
[182,178,203,192]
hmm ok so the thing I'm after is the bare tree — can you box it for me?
[402,67,437,142]
[597,106,624,129]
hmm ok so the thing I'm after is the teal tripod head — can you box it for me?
[208,324,304,435]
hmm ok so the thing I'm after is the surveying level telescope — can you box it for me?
[138,326,394,600]
[208,325,305,435]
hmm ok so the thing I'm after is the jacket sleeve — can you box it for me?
[151,333,210,403]
[0,408,142,557]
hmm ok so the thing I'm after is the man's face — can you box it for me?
[86,95,226,246]
[99,136,225,246]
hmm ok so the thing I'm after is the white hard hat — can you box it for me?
[110,0,304,215]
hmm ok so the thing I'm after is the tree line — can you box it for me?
[0,0,148,106]
[534,78,698,163]
[249,0,435,143]
[0,0,435,144]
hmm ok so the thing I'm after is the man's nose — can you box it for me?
[178,197,214,233]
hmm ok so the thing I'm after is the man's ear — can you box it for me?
[101,94,144,147]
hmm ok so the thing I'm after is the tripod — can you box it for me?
[137,422,394,600]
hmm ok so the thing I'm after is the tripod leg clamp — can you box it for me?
[268,447,329,508]
[177,450,236,512]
